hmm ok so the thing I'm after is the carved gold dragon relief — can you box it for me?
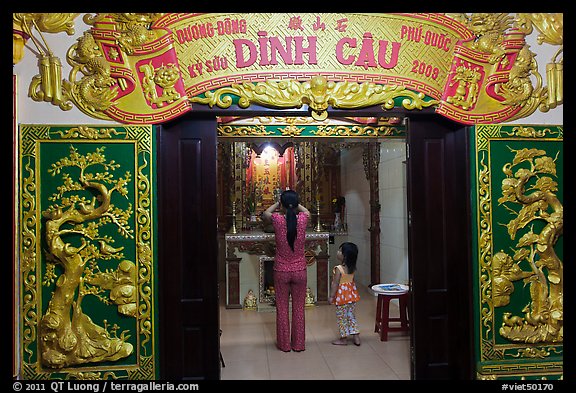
[445,13,562,118]
[493,147,562,344]
[40,145,136,368]
[64,31,119,119]
[16,13,167,119]
[462,13,515,66]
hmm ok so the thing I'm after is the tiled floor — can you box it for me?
[219,285,411,380]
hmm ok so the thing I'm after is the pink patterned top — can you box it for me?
[270,212,309,272]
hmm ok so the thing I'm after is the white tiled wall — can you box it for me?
[340,140,408,289]
[378,141,409,286]
[340,146,371,286]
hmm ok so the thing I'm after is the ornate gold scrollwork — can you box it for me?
[217,125,274,137]
[191,76,437,120]
[278,123,306,136]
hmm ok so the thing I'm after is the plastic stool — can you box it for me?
[374,291,410,341]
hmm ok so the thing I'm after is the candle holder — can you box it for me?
[231,200,238,234]
[314,201,322,232]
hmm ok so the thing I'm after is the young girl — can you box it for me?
[329,242,361,346]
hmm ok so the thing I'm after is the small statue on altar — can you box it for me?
[265,285,275,296]
[332,196,346,231]
[305,287,315,308]
[243,289,257,310]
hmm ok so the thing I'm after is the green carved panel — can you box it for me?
[18,125,158,380]
[471,125,563,380]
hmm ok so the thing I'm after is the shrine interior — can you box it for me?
[215,116,409,310]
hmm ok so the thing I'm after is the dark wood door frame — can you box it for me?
[156,107,474,379]
[406,114,474,379]
[157,117,219,379]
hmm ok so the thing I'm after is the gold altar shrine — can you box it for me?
[224,230,330,310]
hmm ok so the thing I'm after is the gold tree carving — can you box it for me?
[40,145,135,368]
[495,147,562,343]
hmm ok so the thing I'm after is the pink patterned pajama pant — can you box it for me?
[274,269,307,351]
[335,302,359,338]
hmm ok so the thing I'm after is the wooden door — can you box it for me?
[406,115,474,379]
[157,118,220,379]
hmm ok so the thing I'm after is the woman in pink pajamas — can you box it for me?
[263,190,311,352]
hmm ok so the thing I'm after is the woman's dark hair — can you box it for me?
[340,242,358,273]
[280,190,299,251]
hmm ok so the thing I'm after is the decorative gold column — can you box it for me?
[363,142,381,286]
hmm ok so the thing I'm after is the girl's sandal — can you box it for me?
[353,334,361,346]
[331,338,348,345]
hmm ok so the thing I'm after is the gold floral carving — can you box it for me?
[190,76,438,120]
[504,126,561,138]
[20,125,155,378]
[39,145,135,368]
[278,124,306,136]
[50,126,126,139]
[475,125,563,379]
[476,125,563,354]
[512,347,552,359]
[494,147,563,344]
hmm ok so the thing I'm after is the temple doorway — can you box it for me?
[215,115,411,378]
[157,111,473,379]
[216,116,409,300]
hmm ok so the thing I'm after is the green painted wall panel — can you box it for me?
[471,125,563,380]
[18,125,158,380]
